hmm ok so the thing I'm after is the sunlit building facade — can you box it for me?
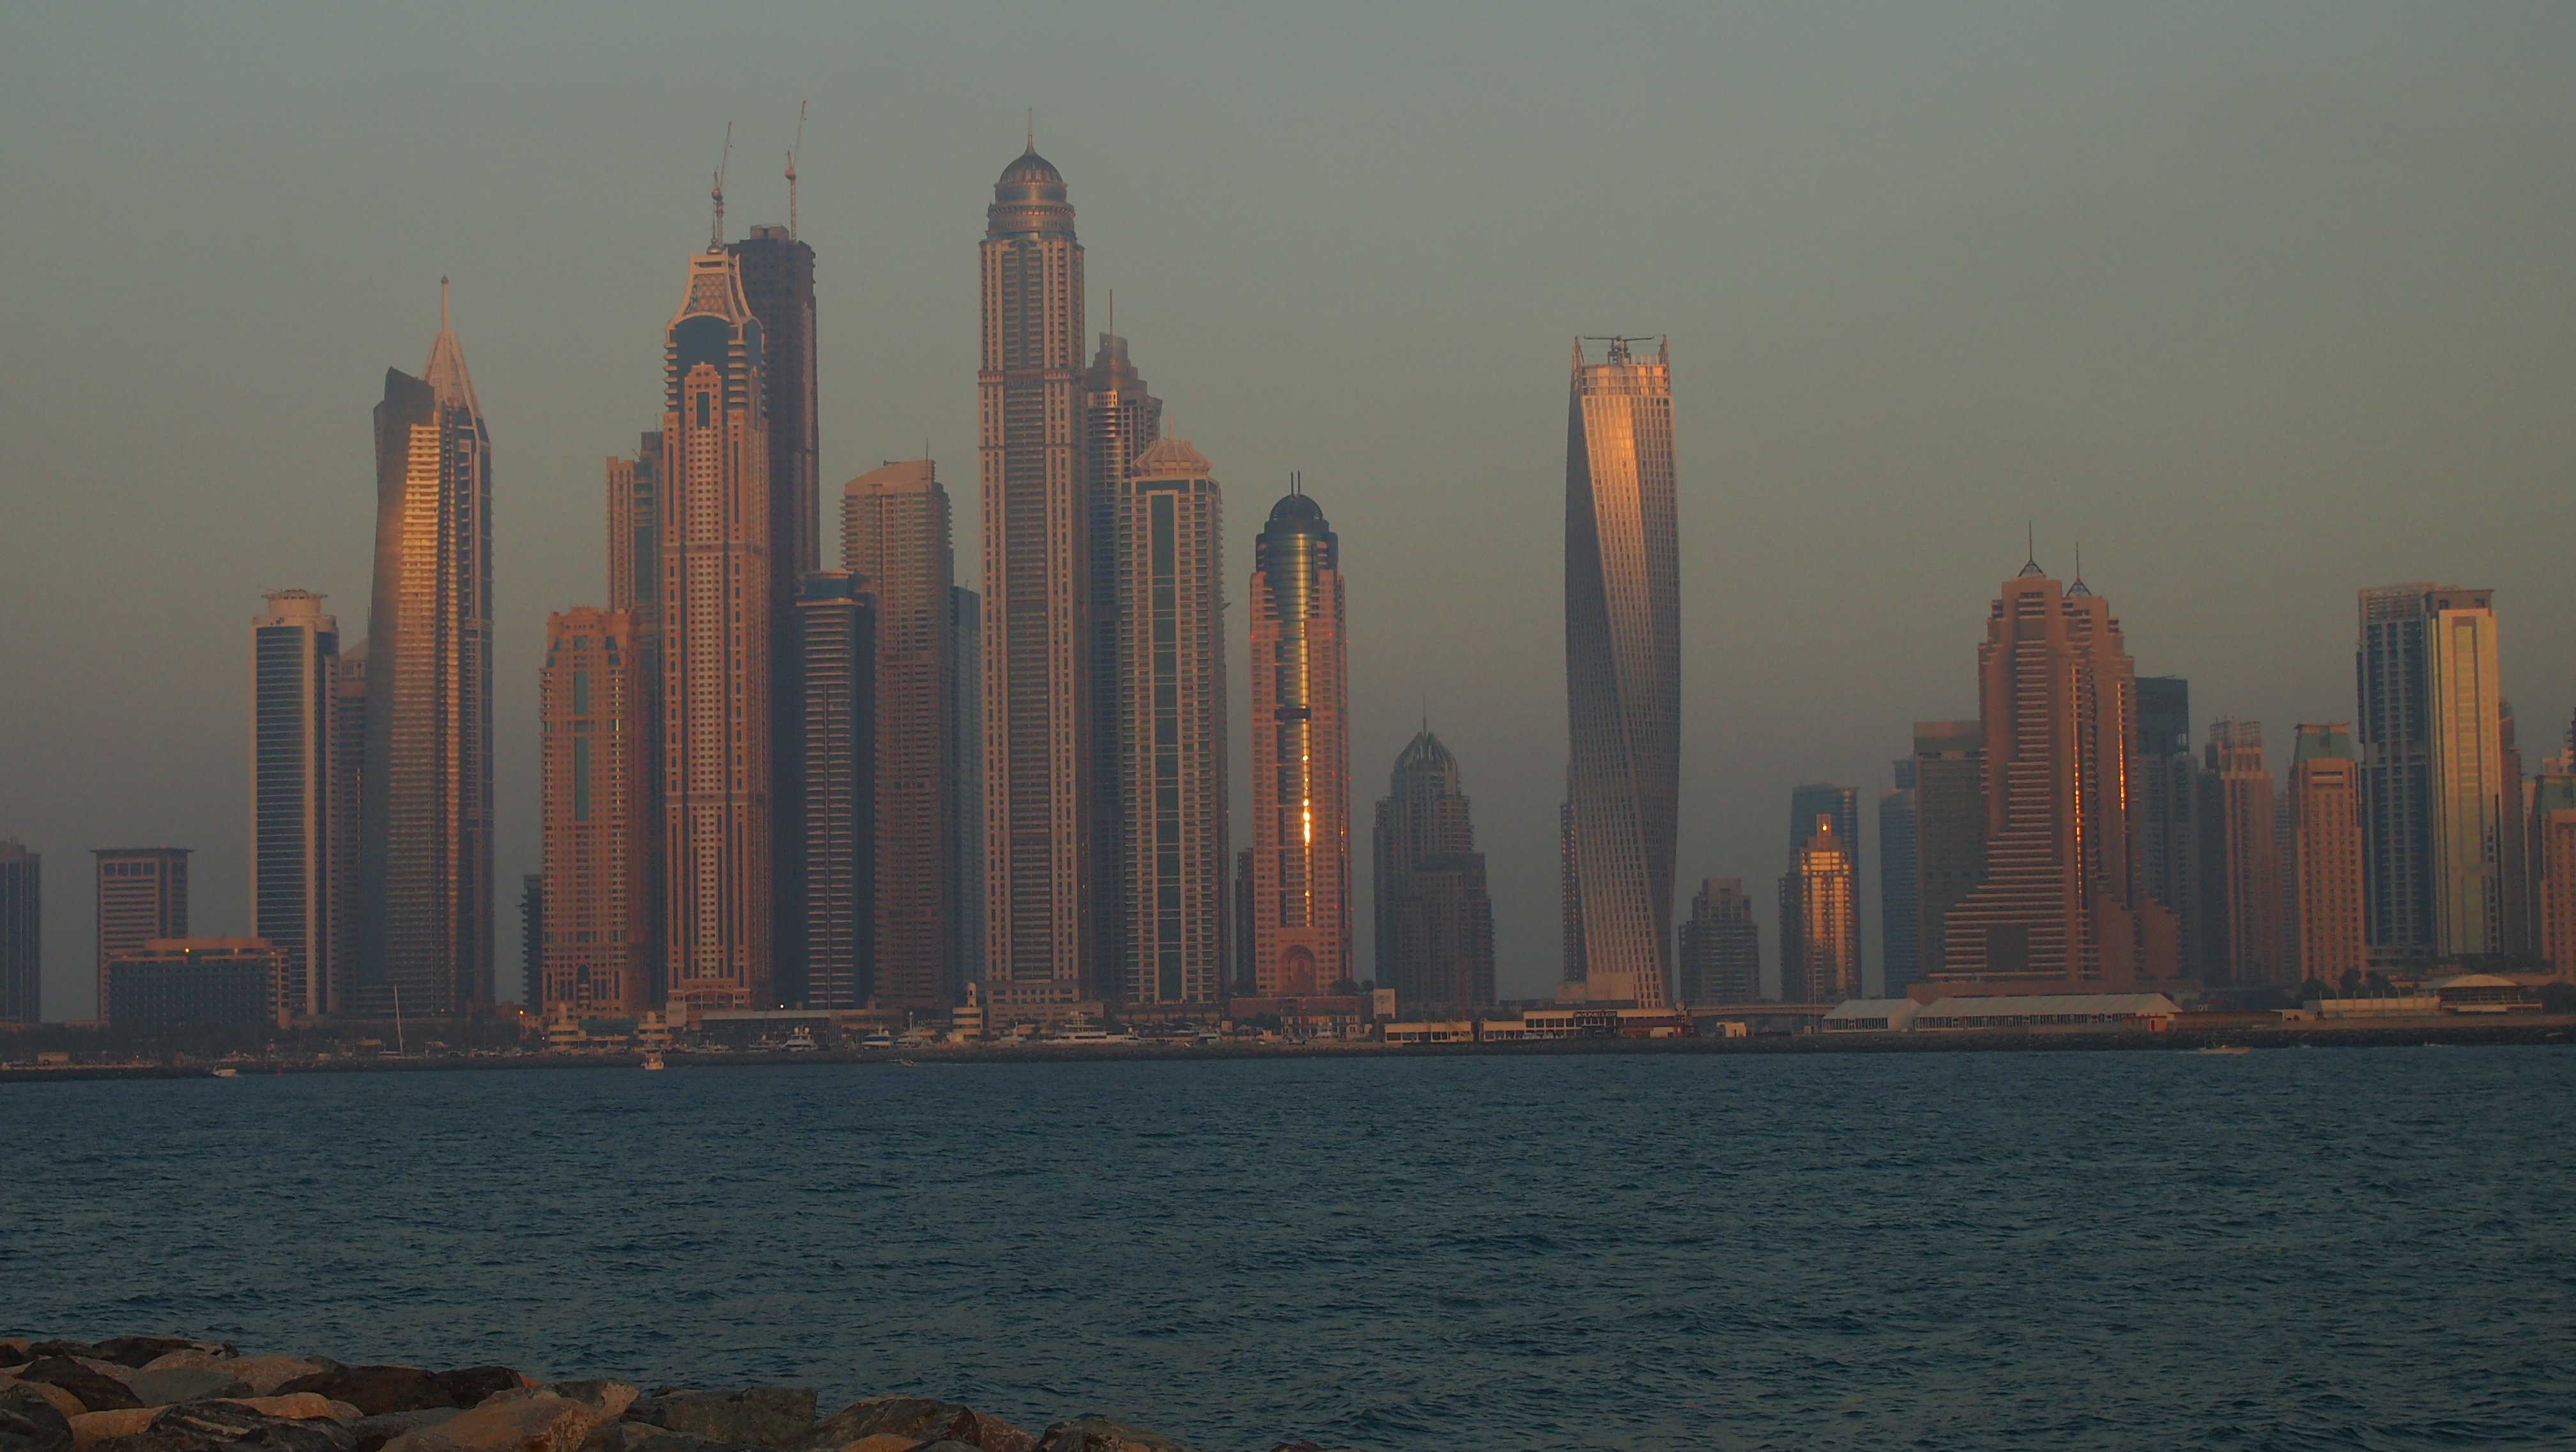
[1248,488,1351,996]
[2533,754,2576,976]
[2287,723,2366,986]
[358,292,494,1016]
[2358,584,2508,966]
[1560,337,1679,1007]
[1781,817,1859,1004]
[539,608,650,1014]
[659,246,773,1010]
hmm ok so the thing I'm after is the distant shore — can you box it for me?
[5,1016,2568,1081]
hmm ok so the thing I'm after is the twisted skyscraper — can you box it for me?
[1560,338,1678,1007]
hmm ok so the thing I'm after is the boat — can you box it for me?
[210,1067,238,1078]
[783,1026,822,1053]
[641,1051,666,1071]
[2196,1044,2250,1056]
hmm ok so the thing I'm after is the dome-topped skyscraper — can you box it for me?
[1248,484,1351,998]
[1375,728,1495,1017]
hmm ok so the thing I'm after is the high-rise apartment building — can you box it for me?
[947,585,985,987]
[2532,753,2576,975]
[2202,720,2284,986]
[329,646,367,1013]
[1910,720,1986,982]
[1935,567,2179,987]
[251,590,339,1017]
[980,146,1091,1010]
[795,572,875,1011]
[94,848,188,1024]
[1781,818,1859,1004]
[358,290,494,1016]
[1248,487,1351,996]
[729,225,820,998]
[1880,761,1919,997]
[1676,878,1759,1006]
[843,461,956,1012]
[519,874,543,1010]
[2498,701,2531,959]
[1561,337,1678,1007]
[1790,784,1860,988]
[1084,330,1163,987]
[606,433,665,1003]
[2359,584,2506,966]
[539,608,650,1014]
[659,245,774,1010]
[2133,676,2204,970]
[1374,729,1496,1019]
[1113,438,1228,1006]
[2287,723,2366,987]
[0,840,38,1025]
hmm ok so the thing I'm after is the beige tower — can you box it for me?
[2533,753,2576,975]
[979,146,1091,1011]
[540,608,650,1014]
[843,460,955,1011]
[1249,487,1351,996]
[1116,438,1228,1005]
[2287,723,2366,986]
[659,246,772,1010]
[1779,818,1857,1004]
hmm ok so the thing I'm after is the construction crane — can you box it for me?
[786,101,807,241]
[710,121,733,250]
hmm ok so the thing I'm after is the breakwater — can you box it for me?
[0,1337,1314,1452]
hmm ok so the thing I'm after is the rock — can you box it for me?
[274,1370,454,1419]
[122,1368,251,1408]
[788,1400,1031,1452]
[15,1362,141,1415]
[0,1388,74,1452]
[211,1359,334,1397]
[579,1426,764,1452]
[624,1391,811,1448]
[431,1373,529,1411]
[88,1344,226,1373]
[20,1352,92,1368]
[525,1386,634,1430]
[379,1394,594,1452]
[0,1348,35,1373]
[231,1396,360,1424]
[66,1410,158,1449]
[93,1400,354,1452]
[349,1408,463,1452]
[1031,1420,1193,1452]
[0,1384,88,1424]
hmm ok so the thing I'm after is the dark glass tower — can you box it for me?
[0,840,38,1026]
[797,571,875,1010]
[251,590,340,1017]
[1879,762,1919,996]
[1372,729,1495,1017]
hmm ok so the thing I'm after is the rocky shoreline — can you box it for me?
[0,1338,1340,1452]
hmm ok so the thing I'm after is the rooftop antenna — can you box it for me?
[1027,107,1035,151]
[786,102,807,241]
[710,121,733,250]
[2069,541,2092,596]
[440,275,450,331]
[2019,520,2043,577]
[1107,288,1113,336]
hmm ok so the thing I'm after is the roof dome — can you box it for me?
[1395,730,1455,774]
[997,149,1062,187]
[1267,493,1325,525]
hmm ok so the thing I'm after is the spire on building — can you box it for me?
[422,279,480,414]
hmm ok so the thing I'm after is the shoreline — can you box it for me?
[6,1017,2568,1081]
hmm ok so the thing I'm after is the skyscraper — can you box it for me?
[1560,337,1678,1007]
[251,590,339,1018]
[844,461,955,1013]
[2287,723,2366,987]
[1115,438,1228,1006]
[947,585,985,989]
[1935,565,2179,987]
[2499,701,2531,959]
[795,572,874,1011]
[519,874,543,1011]
[358,288,494,1016]
[2133,676,2205,971]
[2202,720,2284,986]
[729,224,820,1000]
[1910,720,1986,982]
[2358,584,2507,967]
[980,144,1091,1011]
[94,848,187,1024]
[1780,817,1859,1004]
[1879,762,1920,996]
[1248,486,1351,996]
[2532,752,2576,976]
[0,840,38,1026]
[1085,330,1163,987]
[539,608,650,1014]
[1676,878,1759,1006]
[329,645,367,1014]
[659,244,774,1011]
[606,433,665,1003]
[1374,729,1495,1019]
[1790,784,1860,989]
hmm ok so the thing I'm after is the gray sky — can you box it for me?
[3,3,2571,1015]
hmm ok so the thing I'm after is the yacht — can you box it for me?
[641,1051,666,1071]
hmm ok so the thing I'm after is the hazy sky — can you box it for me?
[4,4,2572,1016]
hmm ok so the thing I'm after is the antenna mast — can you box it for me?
[710,121,733,250]
[786,102,807,241]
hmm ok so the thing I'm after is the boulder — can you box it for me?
[788,1400,1029,1452]
[431,1373,529,1411]
[579,1426,763,1452]
[274,1370,454,1419]
[230,1396,361,1424]
[15,1362,141,1415]
[0,1384,87,1423]
[93,1400,354,1452]
[20,1352,93,1368]
[0,1389,74,1452]
[349,1408,463,1452]
[0,1348,35,1373]
[88,1344,226,1373]
[66,1409,157,1449]
[379,1394,594,1452]
[526,1386,634,1430]
[123,1368,251,1408]
[1031,1420,1192,1452]
[624,1391,811,1448]
[211,1359,334,1398]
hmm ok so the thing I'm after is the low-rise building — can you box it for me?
[1821,998,1922,1032]
[1384,1020,1475,1045]
[103,938,285,1033]
[2305,994,2442,1019]
[2430,974,2540,1013]
[1911,993,2179,1031]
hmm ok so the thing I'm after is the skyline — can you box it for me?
[6,8,2576,1011]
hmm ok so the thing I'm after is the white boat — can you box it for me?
[2197,1044,2250,1056]
[641,1051,666,1071]
[210,1067,238,1078]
